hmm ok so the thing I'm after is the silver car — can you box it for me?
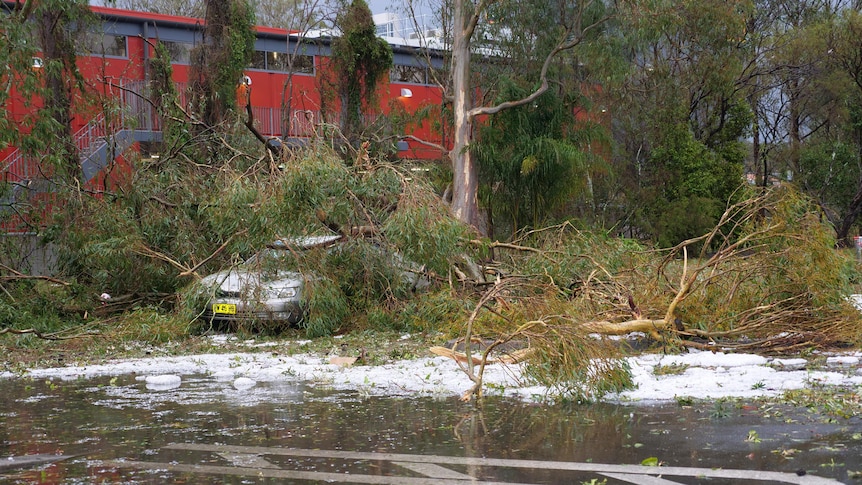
[200,235,342,324]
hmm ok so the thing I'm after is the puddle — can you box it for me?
[1,374,860,483]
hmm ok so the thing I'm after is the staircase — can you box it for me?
[2,79,172,181]
[0,81,159,229]
[1,79,305,230]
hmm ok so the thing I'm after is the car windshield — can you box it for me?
[241,235,341,272]
[243,249,289,267]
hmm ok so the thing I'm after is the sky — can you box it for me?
[355,0,435,18]
[352,0,440,32]
[368,0,401,14]
[7,334,862,404]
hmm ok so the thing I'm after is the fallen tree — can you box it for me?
[437,186,862,401]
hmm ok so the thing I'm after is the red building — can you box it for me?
[1,4,446,231]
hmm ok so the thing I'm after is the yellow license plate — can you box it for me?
[213,303,237,314]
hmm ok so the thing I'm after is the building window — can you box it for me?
[251,50,267,70]
[160,41,193,64]
[390,65,427,84]
[292,54,314,74]
[80,33,127,58]
[266,51,289,71]
[376,23,394,37]
[251,51,314,74]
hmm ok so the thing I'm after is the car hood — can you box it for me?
[200,268,304,293]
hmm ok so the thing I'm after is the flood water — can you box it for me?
[1,373,861,484]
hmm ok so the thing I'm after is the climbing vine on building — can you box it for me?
[189,0,256,131]
[327,0,392,142]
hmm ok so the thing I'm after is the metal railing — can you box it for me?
[2,79,403,187]
[1,80,150,181]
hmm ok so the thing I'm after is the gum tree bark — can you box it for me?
[448,0,481,229]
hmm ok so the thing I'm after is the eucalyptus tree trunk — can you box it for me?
[449,0,480,231]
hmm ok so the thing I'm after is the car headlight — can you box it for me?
[267,286,298,299]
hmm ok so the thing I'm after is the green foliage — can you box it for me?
[382,176,469,276]
[0,5,40,152]
[651,196,723,249]
[329,0,393,138]
[176,279,215,329]
[0,0,93,184]
[362,306,398,331]
[512,225,648,293]
[524,329,633,402]
[798,140,860,228]
[475,0,613,101]
[0,280,90,335]
[189,0,255,129]
[661,187,862,348]
[653,362,689,376]
[641,123,744,247]
[460,277,635,402]
[398,290,473,334]
[149,41,189,148]
[60,141,471,336]
[112,307,190,343]
[791,8,862,238]
[782,387,862,420]
[475,79,608,238]
[759,189,853,307]
[304,276,350,337]
[607,1,754,245]
[325,239,412,304]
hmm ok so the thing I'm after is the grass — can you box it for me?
[653,362,690,376]
[780,387,862,419]
[1,317,445,375]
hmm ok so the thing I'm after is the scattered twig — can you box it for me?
[178,229,248,279]
[131,243,193,275]
[468,239,542,253]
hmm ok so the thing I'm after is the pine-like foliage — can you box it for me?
[474,78,608,239]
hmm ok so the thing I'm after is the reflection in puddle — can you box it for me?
[0,374,859,483]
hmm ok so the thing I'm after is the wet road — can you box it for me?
[1,373,859,483]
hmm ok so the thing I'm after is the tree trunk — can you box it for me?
[38,7,78,182]
[836,187,862,242]
[749,96,763,187]
[788,76,801,177]
[449,0,481,231]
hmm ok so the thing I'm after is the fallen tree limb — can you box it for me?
[0,262,71,286]
[455,280,521,400]
[581,318,670,339]
[131,243,193,276]
[429,346,535,365]
[467,239,542,253]
[0,327,100,340]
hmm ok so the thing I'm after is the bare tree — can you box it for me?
[112,0,317,27]
[251,0,325,28]
[110,0,205,17]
